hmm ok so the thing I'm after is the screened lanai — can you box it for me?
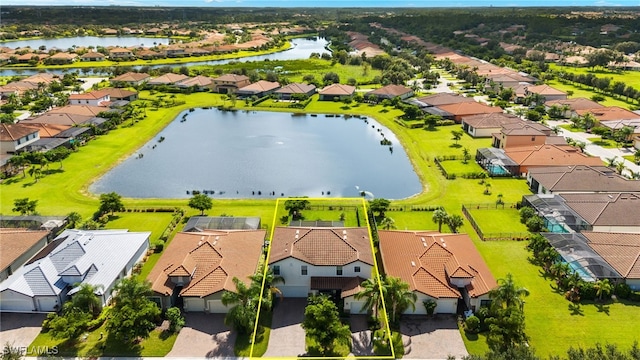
[475,147,519,177]
[522,194,592,233]
[542,233,622,282]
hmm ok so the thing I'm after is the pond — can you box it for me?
[89,108,422,199]
[0,36,171,50]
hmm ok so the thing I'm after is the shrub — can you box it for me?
[579,281,596,301]
[614,283,632,299]
[154,243,164,253]
[166,307,185,333]
[465,315,480,333]
[519,206,536,224]
[526,216,545,232]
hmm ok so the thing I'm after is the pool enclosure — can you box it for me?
[522,194,592,233]
[475,147,518,177]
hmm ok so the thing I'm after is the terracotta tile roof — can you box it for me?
[22,113,93,126]
[560,193,640,227]
[576,107,640,122]
[268,227,373,266]
[80,52,106,59]
[367,84,413,98]
[319,84,356,96]
[504,145,603,168]
[238,80,280,92]
[0,124,39,141]
[584,232,640,279]
[378,231,496,299]
[500,121,551,136]
[546,98,605,111]
[310,276,365,298]
[147,230,265,298]
[49,52,77,60]
[69,89,111,101]
[100,88,137,99]
[526,84,566,96]
[461,113,521,129]
[528,165,640,193]
[48,105,108,116]
[213,74,250,83]
[0,229,49,271]
[22,123,71,138]
[437,102,503,117]
[148,73,189,85]
[176,76,213,87]
[415,93,475,106]
[111,72,151,83]
[275,83,316,95]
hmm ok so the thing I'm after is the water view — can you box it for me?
[0,36,171,50]
[90,108,422,199]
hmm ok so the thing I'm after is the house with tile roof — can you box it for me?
[100,88,138,102]
[576,106,640,123]
[545,98,605,118]
[365,84,414,102]
[0,229,50,282]
[80,52,106,62]
[318,84,356,101]
[237,80,281,98]
[147,73,189,86]
[503,144,603,176]
[108,47,134,60]
[379,231,496,314]
[409,93,475,109]
[175,76,215,91]
[212,74,251,94]
[461,113,522,138]
[147,230,265,312]
[527,165,640,195]
[68,89,111,106]
[268,227,373,314]
[491,121,554,149]
[524,84,567,103]
[0,229,149,312]
[0,124,40,154]
[110,72,151,86]
[275,83,317,100]
[435,102,503,123]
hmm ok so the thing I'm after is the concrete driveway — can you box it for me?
[263,298,307,357]
[166,313,235,358]
[349,314,373,356]
[400,315,468,359]
[0,313,45,350]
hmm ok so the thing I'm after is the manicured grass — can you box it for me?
[439,159,485,175]
[546,79,633,109]
[467,208,529,234]
[550,64,640,88]
[235,311,272,357]
[587,137,617,148]
[29,322,177,357]
[558,124,583,133]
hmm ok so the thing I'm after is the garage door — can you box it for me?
[279,285,310,298]
[184,298,205,312]
[207,300,228,313]
[37,298,57,312]
[0,299,34,312]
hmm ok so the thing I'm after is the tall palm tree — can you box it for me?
[379,216,396,230]
[432,208,449,233]
[488,273,530,311]
[71,283,104,317]
[354,277,386,319]
[384,276,417,323]
[250,267,285,308]
[447,214,464,233]
[594,279,612,302]
[222,277,258,335]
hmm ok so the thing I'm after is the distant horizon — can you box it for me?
[2,0,640,7]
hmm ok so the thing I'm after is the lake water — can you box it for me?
[89,108,422,199]
[0,36,170,50]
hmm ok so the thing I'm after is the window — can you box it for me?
[354,266,361,273]
[480,300,492,308]
[301,265,308,276]
[273,265,280,276]
[336,266,343,276]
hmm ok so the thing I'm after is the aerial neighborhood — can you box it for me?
[1,5,640,360]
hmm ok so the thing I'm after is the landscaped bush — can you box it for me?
[436,120,456,126]
[614,283,632,299]
[579,281,597,301]
[154,243,164,253]
[465,315,480,333]
[519,206,536,224]
[526,216,545,232]
[460,172,488,179]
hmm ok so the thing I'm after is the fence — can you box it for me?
[461,204,530,241]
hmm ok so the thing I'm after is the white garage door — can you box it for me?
[37,298,57,312]
[279,285,310,298]
[349,301,368,314]
[0,299,34,312]
[184,298,205,312]
[207,300,228,313]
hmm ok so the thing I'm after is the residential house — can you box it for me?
[378,230,496,314]
[108,47,134,60]
[274,83,316,100]
[237,80,281,98]
[523,192,640,233]
[163,45,186,58]
[147,230,265,312]
[147,73,189,86]
[576,107,640,123]
[135,49,162,60]
[17,53,48,64]
[268,227,373,314]
[80,52,106,62]
[461,113,522,137]
[365,84,414,102]
[0,229,50,281]
[212,74,251,94]
[409,93,475,109]
[22,123,72,139]
[491,121,553,149]
[45,52,78,65]
[100,88,138,102]
[545,98,605,118]
[0,229,150,312]
[634,135,640,150]
[599,119,640,141]
[21,113,95,127]
[111,72,151,86]
[527,165,640,195]
[524,84,567,103]
[68,89,111,106]
[580,232,640,289]
[182,216,261,232]
[175,76,214,91]
[435,102,503,123]
[318,84,356,101]
[0,124,40,154]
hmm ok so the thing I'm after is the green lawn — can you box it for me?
[586,137,617,149]
[546,79,633,109]
[558,124,583,133]
[467,208,529,234]
[439,159,486,176]
[550,64,640,88]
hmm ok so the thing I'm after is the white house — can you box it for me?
[0,124,40,154]
[0,229,149,313]
[68,89,111,107]
[268,227,374,314]
[379,231,496,315]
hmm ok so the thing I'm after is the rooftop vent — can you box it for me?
[411,261,416,267]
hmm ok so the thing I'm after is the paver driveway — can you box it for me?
[349,314,374,356]
[0,313,45,350]
[166,313,235,358]
[401,315,468,359]
[263,298,307,357]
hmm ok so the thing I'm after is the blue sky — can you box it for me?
[3,0,640,6]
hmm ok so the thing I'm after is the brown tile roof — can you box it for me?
[49,52,78,60]
[505,145,604,168]
[148,73,189,85]
[238,80,280,92]
[100,88,137,99]
[0,124,39,141]
[546,97,605,111]
[319,84,356,96]
[22,113,93,126]
[275,83,316,95]
[461,113,521,129]
[367,84,413,98]
[500,121,551,136]
[437,102,503,117]
[560,193,640,227]
[213,74,250,83]
[378,231,496,299]
[415,93,475,106]
[111,72,151,83]
[22,123,71,138]
[23,73,58,85]
[49,105,109,117]
[310,276,365,298]
[268,227,373,266]
[576,107,640,122]
[80,52,106,59]
[526,84,566,96]
[528,165,640,193]
[147,230,265,298]
[0,229,49,271]
[69,89,111,101]
[584,232,640,279]
[176,76,213,87]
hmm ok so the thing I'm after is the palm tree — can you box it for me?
[66,211,83,228]
[250,267,285,308]
[594,279,612,302]
[447,214,464,233]
[28,166,41,182]
[379,216,396,230]
[222,277,258,335]
[354,277,386,319]
[71,283,104,317]
[615,161,626,175]
[489,273,530,311]
[384,276,417,324]
[432,208,449,233]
